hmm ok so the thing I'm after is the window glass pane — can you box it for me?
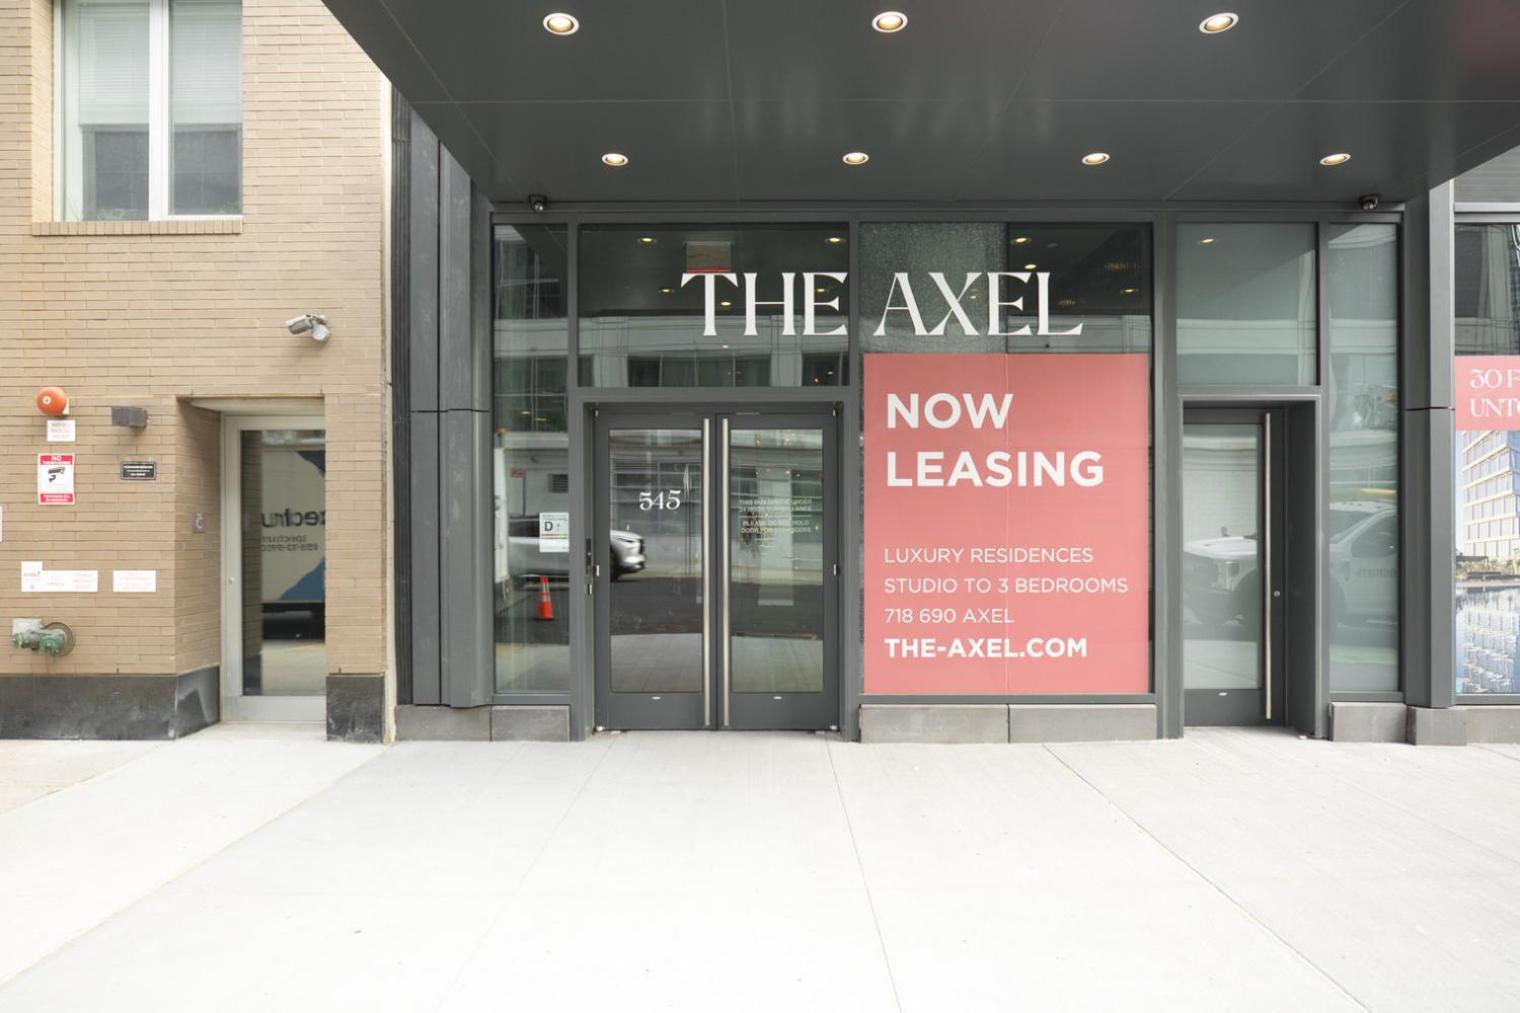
[859,223,1152,353]
[1454,223,1520,695]
[171,0,242,214]
[493,225,571,692]
[579,224,849,387]
[62,0,150,220]
[856,223,1152,696]
[241,429,326,696]
[1327,224,1399,692]
[1177,223,1316,385]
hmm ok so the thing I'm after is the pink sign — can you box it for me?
[863,354,1149,694]
[1456,356,1520,430]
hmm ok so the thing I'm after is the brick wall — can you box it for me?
[0,1,390,691]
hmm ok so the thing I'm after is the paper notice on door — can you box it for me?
[112,570,157,593]
[539,511,570,552]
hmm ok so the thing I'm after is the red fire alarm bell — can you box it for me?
[36,387,70,417]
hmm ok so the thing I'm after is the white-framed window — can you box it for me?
[57,0,242,221]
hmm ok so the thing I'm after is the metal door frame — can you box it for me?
[591,402,841,731]
[1181,406,1287,726]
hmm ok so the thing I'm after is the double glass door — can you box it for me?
[1181,408,1286,725]
[593,409,839,730]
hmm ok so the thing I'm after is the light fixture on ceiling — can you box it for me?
[719,300,733,308]
[1320,152,1352,166]
[601,151,629,167]
[842,151,870,166]
[1198,236,1216,245]
[826,235,845,245]
[816,286,828,294]
[638,236,656,245]
[543,12,579,35]
[1081,152,1110,166]
[659,287,673,294]
[1198,12,1238,34]
[1023,263,1038,271]
[1122,287,1139,295]
[872,11,907,33]
[1012,236,1030,245]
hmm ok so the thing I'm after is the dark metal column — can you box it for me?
[1401,183,1456,710]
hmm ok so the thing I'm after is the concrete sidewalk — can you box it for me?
[1,726,1518,1011]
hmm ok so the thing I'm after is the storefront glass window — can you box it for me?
[493,225,571,693]
[1177,223,1317,385]
[1454,223,1520,695]
[1326,224,1399,692]
[579,224,849,387]
[856,223,1152,695]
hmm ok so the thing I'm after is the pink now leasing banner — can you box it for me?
[1456,356,1520,430]
[863,354,1150,695]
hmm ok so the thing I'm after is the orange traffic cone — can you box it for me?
[534,575,555,621]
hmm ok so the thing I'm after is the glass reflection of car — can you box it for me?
[505,517,645,581]
[1328,501,1397,624]
[1182,528,1259,629]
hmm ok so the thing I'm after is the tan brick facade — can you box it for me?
[0,0,391,730]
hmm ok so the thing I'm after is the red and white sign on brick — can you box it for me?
[37,453,75,506]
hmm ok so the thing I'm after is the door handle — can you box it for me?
[702,418,712,729]
[720,417,731,729]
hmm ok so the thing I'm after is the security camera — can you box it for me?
[528,194,549,213]
[285,314,330,343]
[1358,193,1380,212]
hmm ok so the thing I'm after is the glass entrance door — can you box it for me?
[1181,409,1285,725]
[593,409,839,730]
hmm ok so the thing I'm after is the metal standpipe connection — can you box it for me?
[11,622,74,657]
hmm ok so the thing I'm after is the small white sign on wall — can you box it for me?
[46,419,76,443]
[112,570,157,593]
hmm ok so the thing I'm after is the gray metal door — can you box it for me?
[1181,408,1287,726]
[593,408,840,731]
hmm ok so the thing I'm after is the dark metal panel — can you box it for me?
[438,409,494,708]
[1155,212,1182,738]
[1284,398,1327,736]
[1402,184,1455,710]
[841,219,863,741]
[445,100,739,204]
[379,0,729,103]
[469,185,493,413]
[1296,1,1520,101]
[438,152,476,410]
[391,90,415,705]
[408,111,441,412]
[1171,102,1520,205]
[1019,0,1402,102]
[726,0,1062,103]
[409,412,442,705]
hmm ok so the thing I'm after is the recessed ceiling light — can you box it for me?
[872,11,907,33]
[826,235,845,245]
[721,344,730,350]
[601,152,628,167]
[1198,12,1238,34]
[1081,152,1110,166]
[1023,263,1038,271]
[842,151,870,166]
[1012,236,1030,245]
[1122,287,1138,295]
[659,287,673,294]
[719,300,733,308]
[638,236,656,245]
[816,286,828,294]
[1199,236,1216,245]
[1319,152,1351,166]
[543,12,579,35]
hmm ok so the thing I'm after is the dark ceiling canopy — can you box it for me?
[323,0,1520,207]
